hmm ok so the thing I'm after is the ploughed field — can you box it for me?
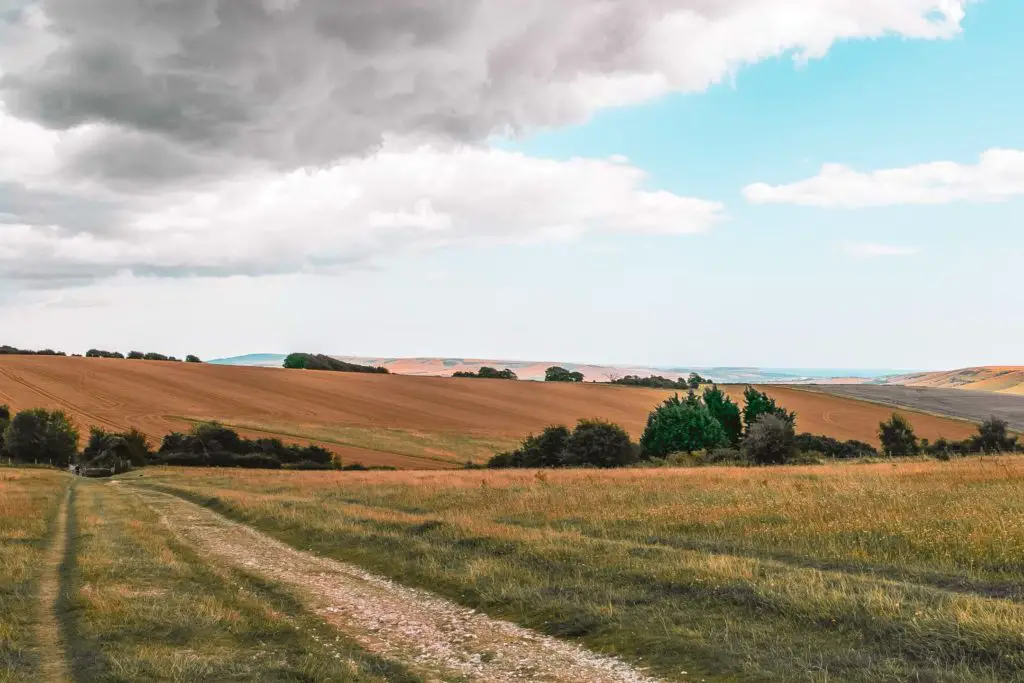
[805,384,1024,432]
[0,356,976,467]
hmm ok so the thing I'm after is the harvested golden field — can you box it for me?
[886,366,1024,394]
[133,458,1024,681]
[0,356,975,467]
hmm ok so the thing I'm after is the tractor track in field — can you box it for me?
[126,484,661,683]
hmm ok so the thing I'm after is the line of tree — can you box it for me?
[544,366,585,383]
[1,405,341,475]
[610,371,708,390]
[453,367,518,380]
[0,345,67,356]
[283,353,389,374]
[879,413,1020,457]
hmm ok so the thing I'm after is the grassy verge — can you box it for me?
[61,479,422,682]
[176,416,519,465]
[134,460,1024,682]
[0,469,67,682]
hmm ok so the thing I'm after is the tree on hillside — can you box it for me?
[687,372,706,390]
[560,419,637,468]
[2,409,78,466]
[0,405,10,453]
[185,355,202,364]
[742,387,796,433]
[703,386,743,446]
[640,393,728,458]
[878,413,919,457]
[545,366,585,383]
[974,416,1018,453]
[744,414,797,465]
[455,367,518,380]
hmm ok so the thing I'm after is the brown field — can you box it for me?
[884,366,1024,394]
[0,356,976,467]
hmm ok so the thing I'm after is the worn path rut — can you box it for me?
[36,486,71,683]
[127,485,661,683]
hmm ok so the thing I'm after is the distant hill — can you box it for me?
[207,354,902,384]
[879,367,1024,395]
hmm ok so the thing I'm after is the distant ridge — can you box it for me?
[207,354,903,384]
[877,366,1024,395]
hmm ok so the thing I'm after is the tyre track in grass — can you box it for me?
[127,484,662,683]
[36,485,71,683]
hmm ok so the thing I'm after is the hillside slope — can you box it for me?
[884,367,1024,394]
[0,356,975,467]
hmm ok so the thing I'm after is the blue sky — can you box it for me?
[0,0,1020,370]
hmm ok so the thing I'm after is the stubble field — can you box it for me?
[0,357,976,467]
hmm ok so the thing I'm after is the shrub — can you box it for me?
[974,416,1018,453]
[742,387,796,433]
[561,419,637,468]
[454,367,518,380]
[155,422,337,469]
[743,414,797,465]
[0,345,67,356]
[611,375,688,389]
[545,366,585,383]
[688,372,706,389]
[0,404,9,452]
[878,413,919,457]
[127,351,145,360]
[2,409,79,467]
[283,353,388,374]
[702,386,742,446]
[640,393,728,458]
[185,355,202,364]
[794,433,877,459]
[86,349,125,359]
[80,427,150,474]
[704,447,747,465]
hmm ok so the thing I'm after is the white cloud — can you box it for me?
[744,149,1024,208]
[844,242,919,258]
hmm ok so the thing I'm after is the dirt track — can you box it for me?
[0,356,975,466]
[130,485,659,683]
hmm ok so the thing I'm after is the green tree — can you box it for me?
[743,414,797,465]
[687,372,706,390]
[742,387,796,432]
[974,416,1018,453]
[185,354,202,363]
[545,366,584,383]
[0,404,10,453]
[561,419,637,468]
[878,413,919,457]
[3,409,79,466]
[640,394,728,458]
[702,386,742,446]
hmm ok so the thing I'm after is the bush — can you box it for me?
[2,409,79,467]
[283,353,389,374]
[794,433,877,459]
[127,351,145,360]
[611,375,688,389]
[0,345,67,356]
[704,447,747,465]
[545,366,585,383]
[154,422,338,469]
[742,387,796,433]
[640,393,727,458]
[0,404,9,452]
[743,414,797,465]
[878,413,919,457]
[86,349,125,359]
[975,416,1018,453]
[703,386,742,446]
[561,419,637,468]
[185,355,202,364]
[454,367,518,380]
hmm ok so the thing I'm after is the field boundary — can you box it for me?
[789,385,984,427]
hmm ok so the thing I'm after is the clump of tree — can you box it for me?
[125,351,181,361]
[794,433,877,459]
[488,419,637,469]
[80,428,153,476]
[640,392,728,457]
[155,422,339,470]
[702,386,743,446]
[185,355,202,364]
[283,353,389,374]
[878,413,919,456]
[1,408,78,467]
[742,387,796,432]
[453,367,518,380]
[612,375,688,389]
[86,349,126,359]
[920,417,1021,457]
[0,345,66,356]
[545,366,585,383]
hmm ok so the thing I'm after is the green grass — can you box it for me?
[135,459,1024,682]
[0,469,67,683]
[60,479,422,682]
[176,417,519,465]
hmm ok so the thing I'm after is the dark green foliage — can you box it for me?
[81,427,153,474]
[561,419,638,468]
[640,393,728,458]
[488,420,636,469]
[974,416,1018,453]
[283,353,389,374]
[127,351,145,360]
[742,387,796,432]
[611,374,688,389]
[743,414,798,465]
[878,413,919,457]
[702,386,743,446]
[156,422,338,469]
[86,349,125,359]
[143,352,179,361]
[185,354,202,363]
[545,366,585,383]
[1,408,78,466]
[0,404,9,452]
[0,345,67,356]
[454,367,518,380]
[794,433,877,459]
[687,372,706,390]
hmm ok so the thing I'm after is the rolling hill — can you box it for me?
[879,366,1024,395]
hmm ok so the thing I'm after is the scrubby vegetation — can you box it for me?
[0,345,66,356]
[453,366,518,380]
[185,354,202,363]
[155,422,339,470]
[611,371,707,390]
[283,352,389,373]
[544,366,584,383]
[1,407,78,467]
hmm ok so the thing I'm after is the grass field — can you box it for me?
[133,458,1024,682]
[0,356,976,467]
[0,469,67,682]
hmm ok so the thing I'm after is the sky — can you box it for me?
[0,0,1020,370]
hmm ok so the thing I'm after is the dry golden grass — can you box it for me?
[0,469,67,682]
[135,458,1024,682]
